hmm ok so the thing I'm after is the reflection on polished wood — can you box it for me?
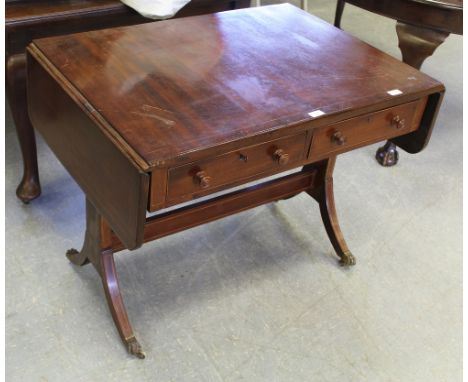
[27,5,444,357]
[6,0,250,203]
[334,0,462,166]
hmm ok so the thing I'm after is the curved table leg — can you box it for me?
[101,249,145,359]
[67,199,145,359]
[375,21,450,167]
[396,21,450,71]
[6,54,41,203]
[307,157,356,266]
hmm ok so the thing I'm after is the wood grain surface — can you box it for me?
[27,47,149,250]
[29,4,443,169]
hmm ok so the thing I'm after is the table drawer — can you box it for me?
[166,131,308,204]
[310,98,427,159]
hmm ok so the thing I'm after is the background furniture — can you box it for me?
[334,0,462,166]
[6,0,250,204]
[255,0,308,11]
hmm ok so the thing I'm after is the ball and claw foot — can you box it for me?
[375,142,399,167]
[127,337,146,359]
[66,248,79,256]
[339,251,356,267]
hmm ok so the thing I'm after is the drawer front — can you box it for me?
[310,99,427,159]
[166,131,308,203]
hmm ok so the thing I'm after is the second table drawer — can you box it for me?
[166,131,308,203]
[310,98,427,159]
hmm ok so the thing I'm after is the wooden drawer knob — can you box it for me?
[195,171,211,188]
[239,153,249,162]
[273,149,289,165]
[331,131,346,146]
[391,115,405,129]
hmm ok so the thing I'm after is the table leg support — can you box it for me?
[100,250,145,359]
[6,54,41,203]
[307,158,356,266]
[67,199,145,359]
[334,0,346,28]
[67,167,354,356]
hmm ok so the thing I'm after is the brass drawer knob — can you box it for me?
[195,171,211,188]
[331,131,346,146]
[273,149,289,165]
[391,115,405,129]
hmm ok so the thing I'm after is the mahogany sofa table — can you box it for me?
[27,4,444,358]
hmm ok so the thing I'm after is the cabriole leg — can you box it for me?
[308,157,355,266]
[396,21,450,70]
[6,54,41,203]
[67,199,145,359]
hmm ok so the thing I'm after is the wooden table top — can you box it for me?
[30,4,442,170]
[415,0,462,9]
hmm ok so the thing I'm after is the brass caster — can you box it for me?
[66,248,79,256]
[66,248,80,261]
[66,248,90,266]
[127,337,146,359]
[339,251,356,267]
